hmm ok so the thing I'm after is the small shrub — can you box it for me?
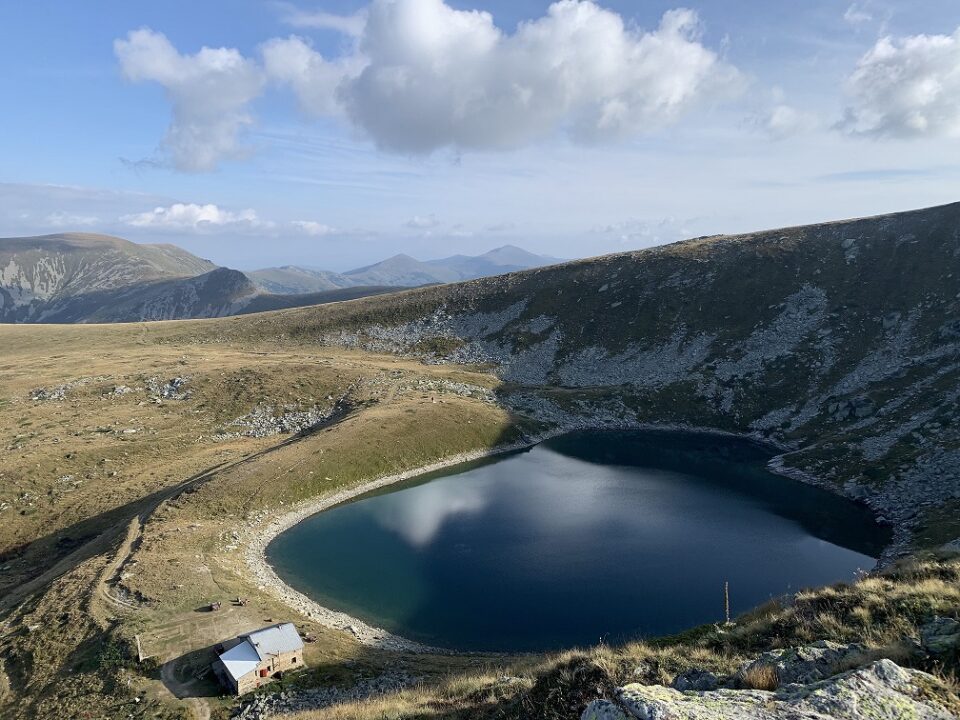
[97,638,133,672]
[139,655,162,675]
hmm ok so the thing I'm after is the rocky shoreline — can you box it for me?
[241,411,903,653]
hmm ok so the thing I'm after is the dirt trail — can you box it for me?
[95,517,144,613]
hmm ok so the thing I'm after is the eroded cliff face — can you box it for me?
[239,202,960,552]
[0,233,220,321]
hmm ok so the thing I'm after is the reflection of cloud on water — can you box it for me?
[367,480,488,547]
[362,446,691,553]
[502,451,651,529]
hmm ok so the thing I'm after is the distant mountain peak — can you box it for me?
[246,245,563,292]
[479,244,563,266]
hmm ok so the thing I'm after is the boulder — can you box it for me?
[583,660,955,720]
[581,699,631,720]
[921,616,960,656]
[672,669,719,692]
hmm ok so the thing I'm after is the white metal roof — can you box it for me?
[218,639,260,682]
[244,622,304,657]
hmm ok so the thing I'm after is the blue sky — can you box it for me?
[2,0,960,270]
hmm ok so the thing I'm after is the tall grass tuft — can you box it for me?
[739,663,779,691]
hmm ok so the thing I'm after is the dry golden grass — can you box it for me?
[739,663,779,691]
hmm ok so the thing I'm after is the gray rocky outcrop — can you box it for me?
[582,659,956,720]
[733,640,869,686]
[921,617,960,657]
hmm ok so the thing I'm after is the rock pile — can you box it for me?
[827,395,875,421]
[29,385,69,401]
[226,404,335,438]
[146,376,191,401]
[231,671,417,719]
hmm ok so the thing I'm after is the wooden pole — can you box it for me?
[724,581,731,625]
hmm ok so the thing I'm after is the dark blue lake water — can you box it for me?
[267,431,890,652]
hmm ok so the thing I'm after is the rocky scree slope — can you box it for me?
[229,202,960,553]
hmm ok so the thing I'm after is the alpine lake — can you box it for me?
[268,430,891,652]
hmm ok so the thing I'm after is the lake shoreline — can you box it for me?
[243,419,891,652]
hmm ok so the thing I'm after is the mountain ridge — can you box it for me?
[249,244,564,293]
[0,233,398,323]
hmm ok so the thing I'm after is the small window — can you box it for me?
[292,656,297,663]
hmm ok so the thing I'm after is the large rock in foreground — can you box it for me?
[582,659,957,720]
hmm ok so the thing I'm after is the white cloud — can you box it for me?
[841,28,960,138]
[275,3,367,37]
[121,203,266,231]
[405,214,440,229]
[748,87,818,140]
[290,220,336,235]
[757,104,819,139]
[261,36,357,116]
[0,182,172,236]
[44,212,101,228]
[117,2,742,166]
[843,2,873,25]
[337,1,743,153]
[114,29,265,171]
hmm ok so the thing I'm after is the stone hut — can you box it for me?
[213,622,305,695]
